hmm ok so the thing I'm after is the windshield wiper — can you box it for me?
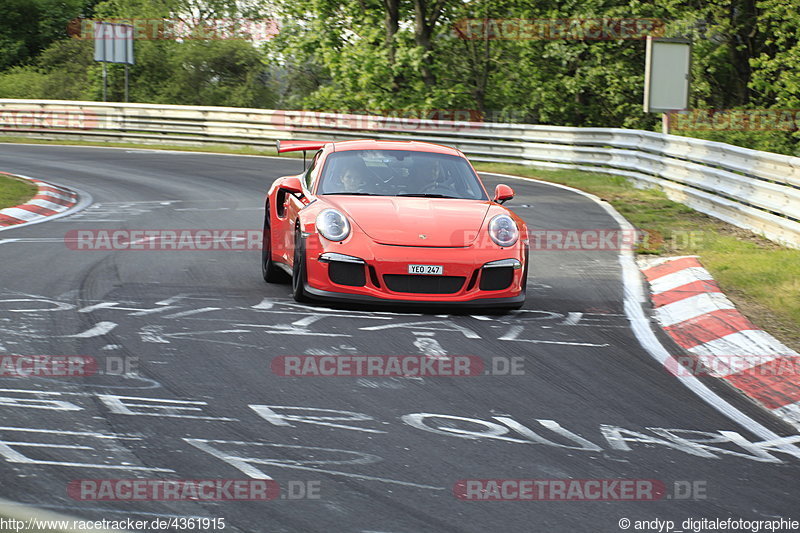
[397,193,460,199]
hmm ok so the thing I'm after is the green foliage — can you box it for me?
[0,0,276,107]
[0,66,47,98]
[0,0,99,70]
[2,0,800,154]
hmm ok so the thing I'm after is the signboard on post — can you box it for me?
[644,36,691,134]
[93,22,134,102]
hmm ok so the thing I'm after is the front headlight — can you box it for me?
[316,208,350,241]
[488,214,518,247]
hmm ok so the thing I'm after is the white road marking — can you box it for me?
[361,320,480,338]
[404,411,800,462]
[140,325,169,344]
[291,315,324,327]
[0,396,82,411]
[236,323,349,337]
[249,405,386,434]
[0,426,173,471]
[251,298,274,310]
[163,307,221,319]
[560,312,583,326]
[184,439,443,490]
[155,294,214,306]
[251,299,396,319]
[98,395,237,421]
[0,238,82,243]
[78,302,179,315]
[67,321,117,338]
[161,329,251,338]
[498,325,608,347]
[413,335,449,360]
[0,298,75,312]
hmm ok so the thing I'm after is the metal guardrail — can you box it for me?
[1,99,799,248]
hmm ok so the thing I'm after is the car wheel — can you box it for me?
[292,227,309,302]
[262,202,290,283]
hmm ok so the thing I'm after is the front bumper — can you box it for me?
[302,232,526,307]
[304,283,525,308]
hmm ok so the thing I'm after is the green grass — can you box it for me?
[1,136,796,348]
[475,162,800,350]
[0,174,37,209]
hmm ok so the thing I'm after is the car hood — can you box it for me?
[322,196,491,247]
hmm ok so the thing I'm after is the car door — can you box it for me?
[285,150,321,264]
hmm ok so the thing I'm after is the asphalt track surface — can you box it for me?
[0,144,798,533]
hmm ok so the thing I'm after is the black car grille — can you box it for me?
[479,266,514,291]
[328,262,366,287]
[383,274,465,294]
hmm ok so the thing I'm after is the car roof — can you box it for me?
[329,139,463,157]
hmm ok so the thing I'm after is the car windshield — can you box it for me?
[317,149,488,200]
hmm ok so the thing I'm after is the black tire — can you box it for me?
[262,202,290,283]
[291,227,310,302]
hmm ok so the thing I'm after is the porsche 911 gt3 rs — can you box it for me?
[262,139,528,309]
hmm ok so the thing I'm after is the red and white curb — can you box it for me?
[0,172,82,229]
[639,255,800,431]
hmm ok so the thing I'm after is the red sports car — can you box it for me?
[262,139,528,309]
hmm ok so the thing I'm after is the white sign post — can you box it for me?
[644,37,691,134]
[94,22,135,102]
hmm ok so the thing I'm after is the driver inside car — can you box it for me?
[339,165,378,194]
[413,158,455,195]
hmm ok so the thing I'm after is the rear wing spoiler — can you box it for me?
[275,140,328,154]
[276,140,330,170]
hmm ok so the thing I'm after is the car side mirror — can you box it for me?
[281,176,304,196]
[493,184,514,204]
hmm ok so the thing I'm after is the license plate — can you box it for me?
[408,264,443,275]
